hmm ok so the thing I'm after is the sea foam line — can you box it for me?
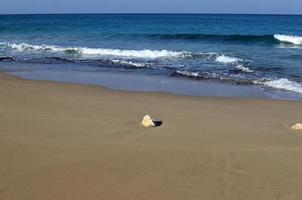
[111,59,145,67]
[0,42,189,59]
[256,78,302,94]
[175,70,200,77]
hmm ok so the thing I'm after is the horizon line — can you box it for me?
[0,12,301,16]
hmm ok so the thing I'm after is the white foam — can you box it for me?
[2,42,187,59]
[176,70,199,77]
[215,55,242,64]
[274,34,302,45]
[8,43,66,52]
[112,59,145,67]
[262,78,302,94]
[236,65,254,73]
[80,48,183,59]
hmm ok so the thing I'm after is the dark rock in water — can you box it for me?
[0,57,14,61]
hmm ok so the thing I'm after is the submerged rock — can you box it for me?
[141,115,162,127]
[291,123,302,131]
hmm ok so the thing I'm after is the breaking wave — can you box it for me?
[215,55,242,64]
[0,42,250,64]
[143,33,276,43]
[0,42,190,59]
[146,33,302,46]
[235,65,254,73]
[274,34,302,45]
[145,33,301,45]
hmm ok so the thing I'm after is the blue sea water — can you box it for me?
[0,14,302,99]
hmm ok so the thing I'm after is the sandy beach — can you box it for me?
[1,72,302,200]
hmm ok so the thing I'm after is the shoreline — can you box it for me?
[3,63,302,101]
[1,71,302,200]
[4,70,302,102]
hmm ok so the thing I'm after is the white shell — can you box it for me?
[141,115,156,127]
[291,123,302,131]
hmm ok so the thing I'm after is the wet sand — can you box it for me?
[1,72,302,200]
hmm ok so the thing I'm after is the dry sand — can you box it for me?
[1,72,302,200]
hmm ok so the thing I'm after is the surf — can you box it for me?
[260,78,302,94]
[274,34,302,45]
[215,55,243,64]
[0,42,189,59]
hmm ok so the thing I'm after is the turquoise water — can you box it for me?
[0,14,302,98]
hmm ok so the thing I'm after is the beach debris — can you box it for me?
[141,115,156,127]
[291,123,302,131]
[141,115,162,127]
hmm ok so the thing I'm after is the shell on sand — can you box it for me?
[141,115,156,127]
[291,123,302,131]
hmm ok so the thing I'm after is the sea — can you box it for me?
[0,14,302,100]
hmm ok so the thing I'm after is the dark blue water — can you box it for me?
[1,14,302,98]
